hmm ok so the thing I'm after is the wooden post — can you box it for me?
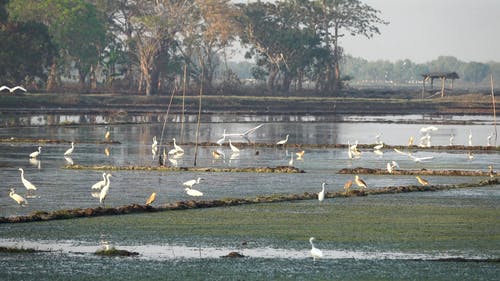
[491,75,497,145]
[421,78,426,99]
[441,77,445,97]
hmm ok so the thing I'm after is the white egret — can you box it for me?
[229,139,240,153]
[185,187,203,197]
[373,143,383,150]
[172,138,184,153]
[223,124,264,143]
[276,134,289,146]
[318,183,326,203]
[183,177,203,188]
[18,168,37,193]
[375,133,382,144]
[354,175,367,189]
[146,192,156,205]
[386,162,393,173]
[449,134,454,146]
[216,130,226,145]
[408,136,414,146]
[394,148,412,157]
[9,188,27,206]
[488,165,494,178]
[64,156,74,165]
[151,136,158,158]
[468,130,473,146]
[99,173,112,204]
[0,85,27,93]
[29,158,41,169]
[410,155,434,163]
[104,128,110,141]
[309,237,323,261]
[391,161,400,169]
[64,142,75,156]
[347,141,353,159]
[416,176,429,186]
[91,172,108,190]
[29,146,41,158]
[420,126,438,134]
[373,149,383,156]
[487,135,492,146]
[212,150,225,159]
[467,151,474,160]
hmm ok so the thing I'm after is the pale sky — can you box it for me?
[341,0,500,63]
[231,0,500,63]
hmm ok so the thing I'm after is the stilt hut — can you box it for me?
[421,72,459,98]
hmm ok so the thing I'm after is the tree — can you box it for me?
[461,62,490,83]
[8,0,106,90]
[313,0,387,92]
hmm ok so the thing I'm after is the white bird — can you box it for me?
[420,126,438,134]
[296,150,305,160]
[99,173,112,204]
[91,172,108,190]
[64,156,74,165]
[229,139,240,153]
[288,154,294,166]
[18,168,37,193]
[276,134,289,145]
[410,155,434,163]
[223,124,264,143]
[309,237,323,261]
[468,130,473,146]
[354,175,367,189]
[487,135,492,146]
[29,146,42,158]
[151,136,158,158]
[449,134,455,146]
[391,161,400,169]
[386,162,393,173]
[373,143,383,150]
[9,188,27,205]
[172,138,184,153]
[216,130,226,145]
[318,182,326,203]
[394,148,412,157]
[375,133,382,144]
[0,85,27,93]
[64,142,75,156]
[373,149,383,156]
[183,177,202,188]
[146,192,157,205]
[185,187,203,197]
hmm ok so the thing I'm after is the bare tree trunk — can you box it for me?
[46,59,57,91]
[268,67,279,92]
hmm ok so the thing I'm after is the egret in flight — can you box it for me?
[222,124,264,143]
[309,237,323,261]
[146,192,157,205]
[415,176,429,186]
[18,168,37,194]
[29,146,42,158]
[91,172,108,190]
[296,150,305,160]
[0,85,27,93]
[9,188,27,206]
[354,175,367,189]
[318,183,326,203]
[99,173,112,204]
[185,187,203,197]
[276,134,289,146]
[183,177,203,188]
[64,142,75,156]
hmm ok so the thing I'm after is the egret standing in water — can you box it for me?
[99,173,112,204]
[104,127,111,141]
[9,188,27,206]
[172,138,184,153]
[183,177,203,188]
[276,134,289,146]
[64,142,75,156]
[449,134,455,146]
[29,146,42,158]
[318,183,326,203]
[18,168,37,194]
[344,180,353,192]
[229,139,240,153]
[91,172,108,191]
[309,237,323,261]
[468,130,473,146]
[288,154,294,166]
[151,136,158,159]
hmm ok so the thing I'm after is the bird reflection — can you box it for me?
[29,158,41,169]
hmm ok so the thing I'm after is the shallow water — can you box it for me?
[0,114,499,280]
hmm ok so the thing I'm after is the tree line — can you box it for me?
[0,0,386,96]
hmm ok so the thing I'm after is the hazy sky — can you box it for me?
[232,0,500,63]
[341,0,500,63]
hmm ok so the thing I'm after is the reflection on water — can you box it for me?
[0,238,493,261]
[0,113,496,127]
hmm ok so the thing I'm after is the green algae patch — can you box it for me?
[64,164,304,173]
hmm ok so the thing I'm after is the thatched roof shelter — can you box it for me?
[421,72,460,98]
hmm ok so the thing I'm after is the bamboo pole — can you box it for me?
[193,66,204,166]
[180,64,187,144]
[491,75,497,145]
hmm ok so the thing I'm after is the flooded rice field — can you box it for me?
[0,113,499,280]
